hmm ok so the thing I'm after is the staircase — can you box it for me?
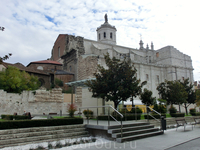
[108,122,163,143]
[0,124,88,149]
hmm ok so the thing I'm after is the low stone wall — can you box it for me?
[0,88,70,115]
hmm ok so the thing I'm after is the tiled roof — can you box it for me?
[3,62,51,75]
[27,60,62,67]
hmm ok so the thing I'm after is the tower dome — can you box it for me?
[96,14,117,45]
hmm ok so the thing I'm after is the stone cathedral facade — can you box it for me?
[50,14,194,109]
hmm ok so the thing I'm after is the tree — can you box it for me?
[195,89,200,107]
[85,53,146,109]
[157,80,188,110]
[180,78,196,115]
[140,88,156,106]
[0,66,40,93]
[0,53,12,64]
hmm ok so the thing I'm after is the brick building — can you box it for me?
[27,60,74,90]
[1,62,54,89]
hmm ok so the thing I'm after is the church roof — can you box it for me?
[96,22,117,31]
[27,60,62,67]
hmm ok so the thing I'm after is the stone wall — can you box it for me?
[0,88,71,115]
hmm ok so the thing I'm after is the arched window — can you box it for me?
[104,32,106,38]
[99,33,101,40]
[39,78,45,87]
[69,66,72,72]
[110,32,112,39]
[37,66,43,70]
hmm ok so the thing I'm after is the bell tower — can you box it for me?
[96,14,117,45]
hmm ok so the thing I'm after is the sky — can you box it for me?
[0,0,200,81]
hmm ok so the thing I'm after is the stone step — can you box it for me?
[0,131,88,146]
[0,124,85,135]
[108,124,155,134]
[112,128,159,138]
[107,122,149,130]
[0,127,86,140]
[116,130,163,143]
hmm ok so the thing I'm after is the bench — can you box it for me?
[193,117,200,127]
[175,119,193,131]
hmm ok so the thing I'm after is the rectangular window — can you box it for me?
[156,52,159,58]
[146,74,149,81]
[58,47,60,57]
[149,56,151,63]
[104,32,106,38]
[110,32,112,39]
[156,75,159,83]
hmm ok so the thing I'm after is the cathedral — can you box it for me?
[50,14,194,109]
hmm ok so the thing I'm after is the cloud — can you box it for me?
[0,0,200,81]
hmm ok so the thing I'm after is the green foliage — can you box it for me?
[0,118,83,130]
[144,114,166,119]
[157,80,188,106]
[140,88,156,106]
[196,89,200,106]
[55,78,63,87]
[153,104,167,114]
[189,108,196,116]
[169,106,177,114]
[85,53,146,109]
[170,113,185,117]
[83,109,94,119]
[190,112,200,116]
[1,114,30,120]
[67,104,77,118]
[0,66,40,93]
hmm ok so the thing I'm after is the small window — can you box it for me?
[156,52,159,58]
[37,66,43,70]
[110,32,112,39]
[99,33,101,40]
[156,75,159,83]
[149,56,151,63]
[104,32,106,38]
[58,47,60,57]
[69,66,72,72]
[146,74,149,81]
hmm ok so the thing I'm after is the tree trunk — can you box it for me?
[184,103,188,115]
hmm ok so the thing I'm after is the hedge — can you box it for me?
[144,114,166,120]
[97,114,141,121]
[170,113,185,117]
[1,115,29,120]
[191,112,200,116]
[0,118,83,130]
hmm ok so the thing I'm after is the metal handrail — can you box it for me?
[79,105,123,138]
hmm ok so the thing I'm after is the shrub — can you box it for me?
[169,106,177,114]
[1,115,13,120]
[83,109,94,119]
[190,112,200,116]
[170,113,185,117]
[144,114,166,119]
[67,104,77,118]
[0,118,83,130]
[189,108,196,115]
[153,104,166,114]
[14,115,29,120]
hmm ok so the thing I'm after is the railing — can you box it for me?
[118,106,163,131]
[79,105,124,138]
